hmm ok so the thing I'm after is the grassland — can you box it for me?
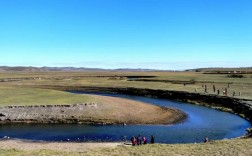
[0,70,252,155]
[1,71,251,99]
[0,86,98,106]
[0,138,252,156]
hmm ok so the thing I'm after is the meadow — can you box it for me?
[0,70,252,155]
[1,70,252,100]
[0,138,252,156]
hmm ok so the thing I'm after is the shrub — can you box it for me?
[226,74,245,78]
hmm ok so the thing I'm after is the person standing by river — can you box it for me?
[131,136,137,146]
[137,135,142,145]
[204,85,207,93]
[142,136,147,144]
[204,137,209,143]
[150,135,155,144]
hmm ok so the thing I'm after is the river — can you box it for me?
[0,92,250,143]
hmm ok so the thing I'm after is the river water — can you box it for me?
[0,92,250,143]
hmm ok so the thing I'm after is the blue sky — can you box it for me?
[0,0,251,70]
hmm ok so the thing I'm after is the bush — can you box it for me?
[227,74,245,78]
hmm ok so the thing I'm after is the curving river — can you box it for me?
[0,92,250,143]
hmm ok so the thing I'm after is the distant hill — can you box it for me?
[1,66,251,73]
[0,66,166,72]
[0,66,106,72]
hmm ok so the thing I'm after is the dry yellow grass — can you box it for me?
[90,138,252,156]
[92,95,184,124]
[1,71,251,99]
[0,138,252,156]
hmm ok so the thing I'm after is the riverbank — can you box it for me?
[46,86,252,123]
[0,89,186,125]
[45,86,252,137]
[0,138,252,156]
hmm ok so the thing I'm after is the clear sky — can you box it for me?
[0,0,251,70]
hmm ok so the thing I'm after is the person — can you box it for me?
[233,91,235,97]
[204,137,208,143]
[204,85,207,93]
[151,135,155,144]
[213,85,216,93]
[131,136,137,146]
[142,136,147,144]
[217,89,220,95]
[137,135,142,145]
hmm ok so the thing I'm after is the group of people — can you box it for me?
[199,84,241,97]
[131,135,154,146]
[131,135,208,145]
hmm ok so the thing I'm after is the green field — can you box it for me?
[0,86,99,106]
